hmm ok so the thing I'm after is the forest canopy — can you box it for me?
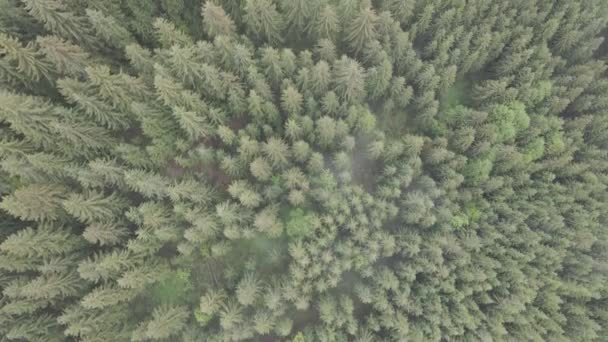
[1,0,608,341]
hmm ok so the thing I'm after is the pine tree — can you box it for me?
[202,1,237,38]
[344,4,378,54]
[311,60,332,96]
[124,170,169,199]
[315,39,336,64]
[244,0,284,44]
[250,157,273,181]
[236,272,261,306]
[6,314,64,342]
[253,309,274,334]
[333,55,366,103]
[85,9,133,48]
[77,249,136,282]
[81,285,137,309]
[82,221,128,246]
[228,180,263,208]
[59,303,132,340]
[117,262,168,289]
[315,4,338,39]
[254,205,283,236]
[219,300,244,331]
[132,305,190,341]
[0,32,51,81]
[21,0,96,46]
[263,137,290,167]
[281,0,319,38]
[85,65,147,110]
[0,91,57,148]
[366,56,392,100]
[62,191,126,224]
[316,116,337,148]
[49,109,114,153]
[81,158,125,188]
[381,0,415,25]
[153,18,192,47]
[0,184,65,222]
[279,86,302,116]
[0,224,80,258]
[172,106,212,140]
[19,270,84,300]
[36,35,88,76]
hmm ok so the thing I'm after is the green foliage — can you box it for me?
[147,269,194,306]
[282,207,317,239]
[0,32,51,81]
[62,191,126,223]
[1,1,608,341]
[292,332,306,342]
[132,305,189,341]
[463,157,494,184]
[488,101,530,141]
[344,4,377,54]
[202,1,236,38]
[0,184,65,222]
[441,78,471,110]
[244,0,284,44]
[0,224,80,258]
[85,9,133,48]
[236,272,260,306]
[21,0,95,46]
[333,55,366,104]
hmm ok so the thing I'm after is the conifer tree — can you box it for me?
[244,0,284,44]
[0,32,51,81]
[0,224,80,258]
[85,9,133,48]
[202,1,237,38]
[36,35,88,76]
[80,285,137,309]
[0,184,65,222]
[315,4,339,40]
[333,55,366,103]
[263,137,290,167]
[134,305,189,340]
[281,85,303,115]
[153,18,192,47]
[344,4,378,54]
[21,0,96,46]
[62,191,126,224]
[82,221,128,246]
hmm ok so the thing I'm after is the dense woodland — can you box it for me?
[1,0,608,340]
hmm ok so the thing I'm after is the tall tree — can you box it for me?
[244,0,284,44]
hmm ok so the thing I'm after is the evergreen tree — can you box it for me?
[202,1,237,38]
[315,4,339,40]
[62,191,126,223]
[244,0,284,44]
[0,224,80,258]
[21,0,96,46]
[0,32,51,81]
[85,9,133,48]
[333,55,366,104]
[0,184,65,222]
[82,221,128,246]
[344,4,378,54]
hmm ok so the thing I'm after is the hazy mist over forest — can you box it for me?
[0,0,607,341]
